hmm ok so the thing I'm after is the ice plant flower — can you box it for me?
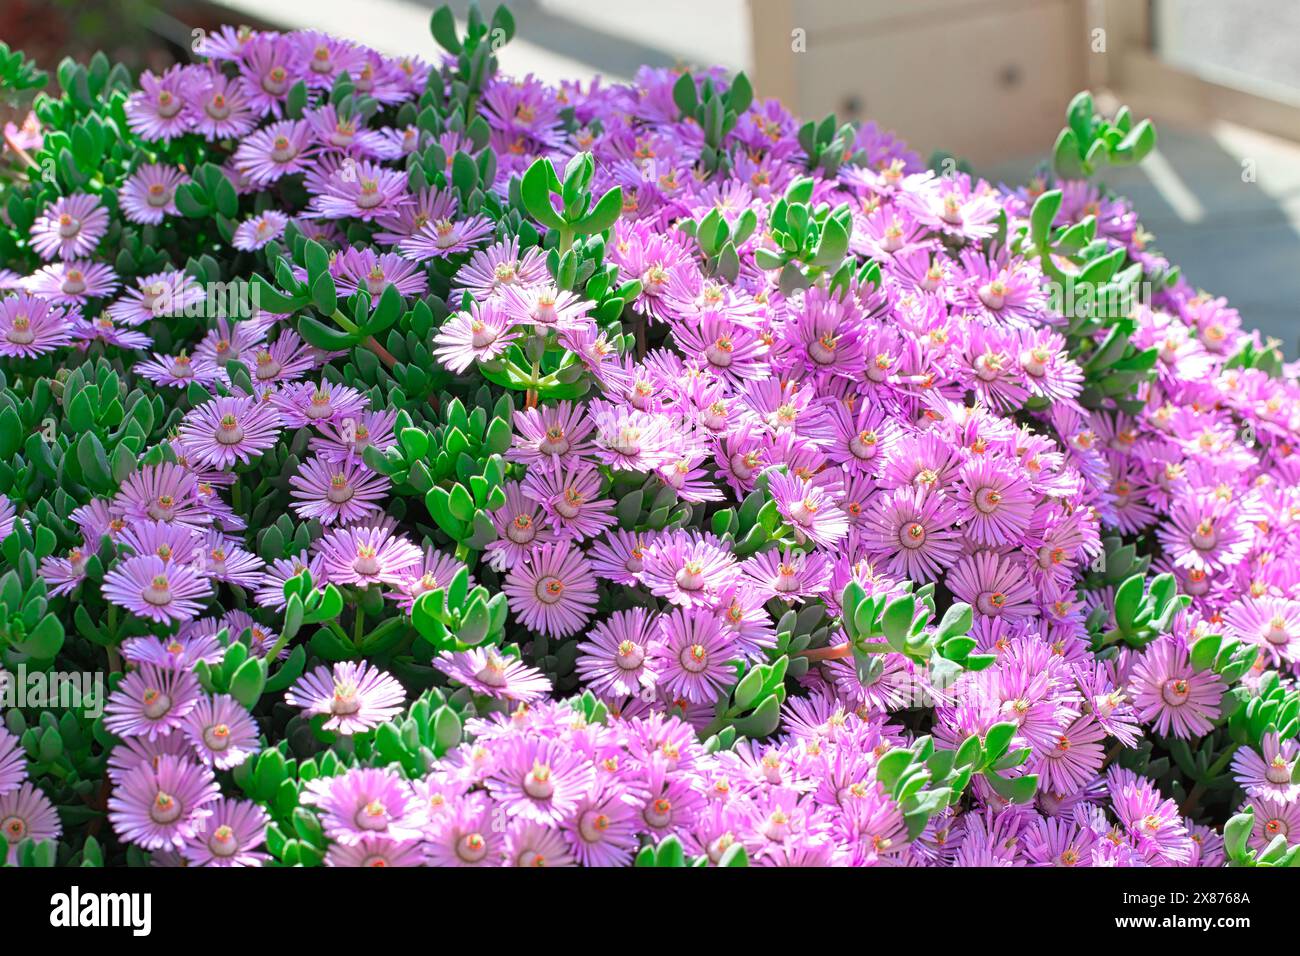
[432,300,519,373]
[0,293,75,358]
[289,455,391,525]
[30,193,109,260]
[178,395,283,468]
[104,663,203,741]
[303,767,425,845]
[502,540,599,638]
[181,798,270,867]
[286,661,407,735]
[575,607,661,698]
[434,648,553,703]
[182,694,261,770]
[1128,637,1225,740]
[317,522,422,586]
[0,728,27,796]
[118,164,188,224]
[101,555,213,624]
[770,471,849,548]
[0,784,62,864]
[108,755,220,851]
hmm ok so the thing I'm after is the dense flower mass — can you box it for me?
[0,5,1298,870]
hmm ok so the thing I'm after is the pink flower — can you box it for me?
[286,661,406,735]
[502,540,598,638]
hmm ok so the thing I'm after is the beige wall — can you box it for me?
[749,0,1092,165]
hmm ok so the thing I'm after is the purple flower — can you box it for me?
[106,733,193,785]
[500,283,593,335]
[1224,596,1300,666]
[316,521,421,586]
[456,238,549,301]
[502,540,598,638]
[505,819,577,867]
[121,630,223,671]
[178,395,283,468]
[303,767,424,845]
[1032,714,1106,796]
[1242,794,1300,852]
[30,193,109,260]
[423,793,503,867]
[104,663,202,740]
[236,34,303,117]
[587,528,653,585]
[108,270,206,325]
[181,798,269,867]
[328,837,425,867]
[102,555,213,624]
[434,648,552,703]
[135,351,226,389]
[652,606,736,704]
[113,460,209,528]
[1107,767,1193,864]
[742,547,832,603]
[332,248,428,300]
[485,737,596,825]
[508,401,595,466]
[900,173,1001,241]
[398,212,495,261]
[303,103,392,157]
[0,728,26,796]
[0,783,62,863]
[108,754,220,850]
[484,481,557,572]
[255,549,327,610]
[182,694,260,770]
[118,164,188,224]
[1230,732,1299,802]
[286,660,406,735]
[947,550,1037,620]
[1017,330,1084,405]
[289,455,389,525]
[780,286,865,381]
[770,471,849,548]
[272,379,368,428]
[71,315,152,351]
[22,259,119,305]
[233,119,317,184]
[125,65,196,140]
[432,301,518,374]
[309,408,398,462]
[955,457,1036,547]
[0,293,75,358]
[389,547,471,612]
[575,607,660,698]
[306,157,411,221]
[1127,636,1224,740]
[588,401,679,472]
[861,486,960,584]
[672,315,771,386]
[562,791,640,866]
[232,211,288,250]
[520,460,616,541]
[188,70,257,139]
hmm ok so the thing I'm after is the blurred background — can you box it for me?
[4,0,1300,350]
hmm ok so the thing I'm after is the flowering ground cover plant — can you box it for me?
[0,4,1297,869]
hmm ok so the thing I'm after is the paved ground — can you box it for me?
[987,121,1300,357]
[214,0,1300,356]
